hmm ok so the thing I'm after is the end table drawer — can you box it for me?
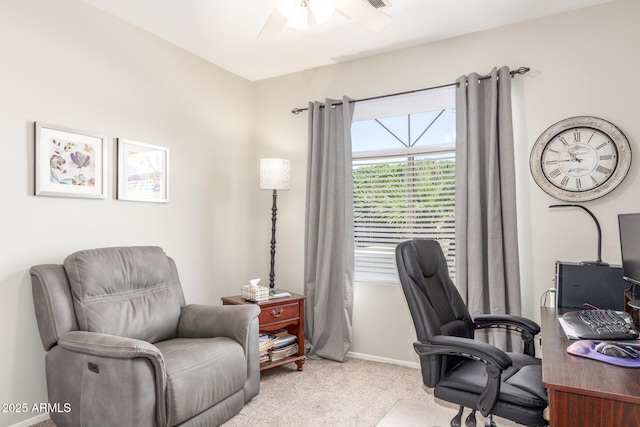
[259,302,299,325]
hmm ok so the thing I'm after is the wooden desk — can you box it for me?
[222,293,306,371]
[540,307,640,426]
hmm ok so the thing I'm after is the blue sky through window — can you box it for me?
[352,108,456,152]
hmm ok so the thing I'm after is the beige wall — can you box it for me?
[3,0,640,425]
[0,0,253,425]
[252,0,640,363]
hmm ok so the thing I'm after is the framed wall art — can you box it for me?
[117,138,169,203]
[34,122,107,199]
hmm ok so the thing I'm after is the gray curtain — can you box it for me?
[455,66,521,349]
[304,97,355,362]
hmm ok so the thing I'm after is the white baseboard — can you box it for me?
[9,413,50,427]
[348,351,420,369]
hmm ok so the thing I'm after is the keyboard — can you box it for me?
[561,309,640,340]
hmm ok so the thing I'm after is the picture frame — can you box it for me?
[34,122,107,199]
[117,138,169,203]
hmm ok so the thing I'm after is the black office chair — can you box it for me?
[396,239,548,427]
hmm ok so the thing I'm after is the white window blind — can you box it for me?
[351,86,456,284]
[353,151,456,283]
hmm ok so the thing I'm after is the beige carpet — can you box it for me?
[31,357,518,427]
[225,357,518,427]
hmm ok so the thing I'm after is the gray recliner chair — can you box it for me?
[31,246,261,427]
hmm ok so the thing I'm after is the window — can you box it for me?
[351,89,456,284]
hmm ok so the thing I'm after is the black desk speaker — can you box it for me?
[555,261,631,311]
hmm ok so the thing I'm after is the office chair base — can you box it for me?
[484,415,497,427]
[465,409,477,427]
[451,407,479,427]
[451,408,499,427]
[452,406,464,427]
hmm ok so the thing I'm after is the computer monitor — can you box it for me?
[618,213,640,304]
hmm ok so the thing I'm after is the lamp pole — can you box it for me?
[260,158,290,289]
[269,189,278,288]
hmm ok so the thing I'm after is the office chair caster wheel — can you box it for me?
[465,409,477,427]
[451,406,464,427]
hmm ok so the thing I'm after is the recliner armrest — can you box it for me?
[177,304,260,349]
[414,336,511,417]
[474,314,540,356]
[59,330,164,360]
[58,331,167,427]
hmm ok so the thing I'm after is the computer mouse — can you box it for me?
[595,341,640,358]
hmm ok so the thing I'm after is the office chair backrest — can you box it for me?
[396,239,473,386]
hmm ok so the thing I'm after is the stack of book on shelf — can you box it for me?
[259,328,298,364]
[258,333,275,364]
[271,332,298,362]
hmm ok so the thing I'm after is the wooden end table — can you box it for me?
[222,292,306,371]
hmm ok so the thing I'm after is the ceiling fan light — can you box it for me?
[309,0,336,24]
[276,0,299,20]
[286,5,310,30]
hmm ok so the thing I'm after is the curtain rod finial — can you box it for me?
[291,107,303,115]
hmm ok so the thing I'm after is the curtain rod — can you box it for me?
[290,66,530,114]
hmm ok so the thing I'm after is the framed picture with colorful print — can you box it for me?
[34,122,107,199]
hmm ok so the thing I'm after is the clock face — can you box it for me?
[541,127,618,192]
[530,117,631,202]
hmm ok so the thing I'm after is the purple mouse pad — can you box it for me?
[567,340,640,367]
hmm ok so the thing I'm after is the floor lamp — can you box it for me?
[260,158,290,289]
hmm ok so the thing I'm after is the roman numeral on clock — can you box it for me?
[560,176,569,187]
[573,131,581,142]
[548,169,562,179]
[596,141,609,150]
[596,165,611,174]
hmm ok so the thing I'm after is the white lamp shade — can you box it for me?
[260,158,291,190]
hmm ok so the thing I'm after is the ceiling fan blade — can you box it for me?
[335,0,391,32]
[258,9,288,41]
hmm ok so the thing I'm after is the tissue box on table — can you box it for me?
[241,285,269,302]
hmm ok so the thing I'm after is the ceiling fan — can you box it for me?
[259,0,392,41]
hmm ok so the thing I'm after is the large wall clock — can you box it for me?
[529,116,632,202]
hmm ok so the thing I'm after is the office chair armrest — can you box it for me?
[415,335,512,369]
[474,314,540,356]
[414,336,510,416]
[474,314,540,334]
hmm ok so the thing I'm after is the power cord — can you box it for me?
[540,288,556,307]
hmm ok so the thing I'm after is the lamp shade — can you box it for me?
[260,158,291,190]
